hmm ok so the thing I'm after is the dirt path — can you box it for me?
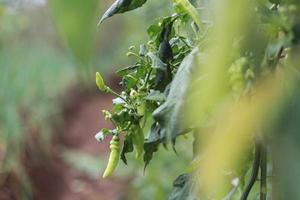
[26,84,128,200]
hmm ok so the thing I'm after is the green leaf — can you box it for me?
[172,0,204,31]
[116,64,139,76]
[99,0,148,24]
[147,24,161,39]
[144,90,166,102]
[112,109,131,129]
[147,16,175,46]
[122,74,139,89]
[143,123,162,170]
[153,48,199,143]
[121,135,134,165]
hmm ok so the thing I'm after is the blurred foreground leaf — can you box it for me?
[48,0,99,67]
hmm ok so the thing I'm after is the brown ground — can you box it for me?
[1,78,129,200]
[31,85,128,200]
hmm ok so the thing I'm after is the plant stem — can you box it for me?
[260,144,267,200]
[240,140,261,200]
[127,52,145,61]
[143,68,152,89]
[107,88,128,103]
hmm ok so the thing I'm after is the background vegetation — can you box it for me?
[1,0,300,200]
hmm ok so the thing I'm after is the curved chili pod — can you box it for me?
[102,135,120,178]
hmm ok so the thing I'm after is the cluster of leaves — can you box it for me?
[96,1,196,170]
[95,0,300,199]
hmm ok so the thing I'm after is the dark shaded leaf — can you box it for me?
[143,123,162,170]
[154,20,174,92]
[99,0,148,24]
[121,135,134,165]
[173,174,189,187]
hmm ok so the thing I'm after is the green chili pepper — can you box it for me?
[102,135,120,178]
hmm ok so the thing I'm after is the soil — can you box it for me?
[1,77,129,200]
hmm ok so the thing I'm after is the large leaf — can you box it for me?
[99,0,148,24]
[153,48,199,143]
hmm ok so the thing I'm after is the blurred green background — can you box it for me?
[0,0,190,199]
[2,1,300,200]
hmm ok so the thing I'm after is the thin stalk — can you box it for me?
[240,141,261,200]
[260,144,267,200]
[142,68,152,89]
[107,88,128,103]
[126,52,145,61]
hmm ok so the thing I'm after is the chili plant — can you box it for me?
[95,0,300,199]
